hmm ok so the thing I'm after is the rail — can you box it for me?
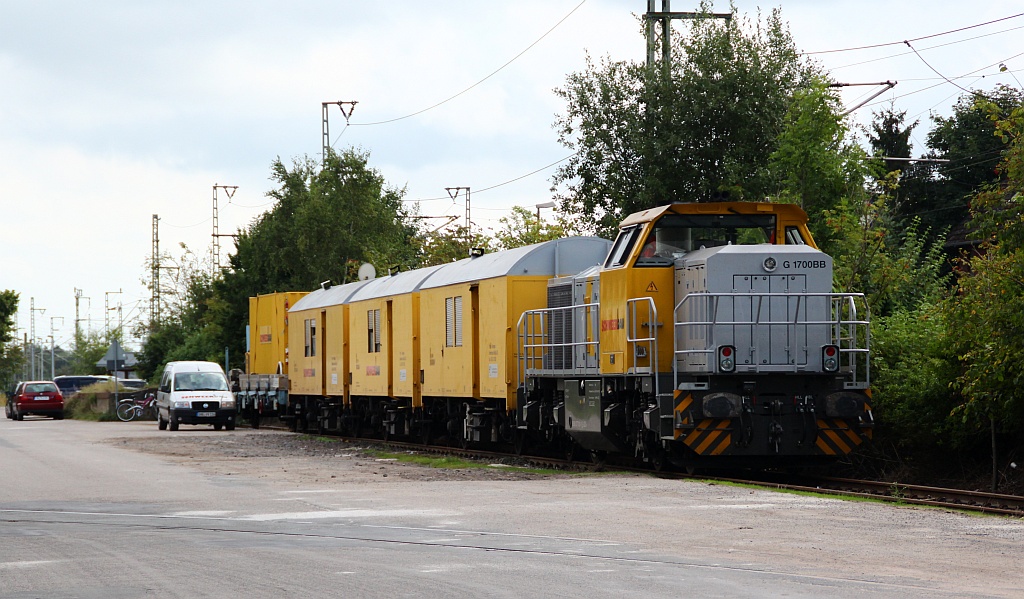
[673,291,870,388]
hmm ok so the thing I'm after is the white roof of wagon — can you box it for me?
[289,278,373,312]
[347,263,447,301]
[421,237,611,290]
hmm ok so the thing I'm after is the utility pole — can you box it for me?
[49,316,64,379]
[321,101,358,165]
[445,187,472,235]
[105,290,122,342]
[74,289,90,351]
[644,1,731,68]
[212,184,238,273]
[30,298,45,380]
[151,214,160,329]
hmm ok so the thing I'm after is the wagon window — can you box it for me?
[304,318,317,357]
[445,296,463,347]
[367,309,381,353]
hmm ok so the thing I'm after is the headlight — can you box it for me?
[220,399,236,409]
[172,400,190,409]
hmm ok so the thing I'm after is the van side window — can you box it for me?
[159,373,171,393]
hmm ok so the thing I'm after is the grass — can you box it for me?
[365,449,564,475]
[294,436,564,475]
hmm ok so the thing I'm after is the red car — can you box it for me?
[8,381,65,420]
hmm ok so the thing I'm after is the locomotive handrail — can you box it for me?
[626,296,659,398]
[672,291,870,388]
[516,302,602,389]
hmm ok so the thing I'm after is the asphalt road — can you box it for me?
[1,415,1022,598]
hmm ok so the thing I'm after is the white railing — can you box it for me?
[517,302,601,388]
[673,292,870,389]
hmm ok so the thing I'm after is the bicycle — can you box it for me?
[116,392,157,422]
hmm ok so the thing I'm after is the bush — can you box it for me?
[64,381,127,421]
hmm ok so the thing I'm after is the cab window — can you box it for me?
[604,225,641,268]
[634,213,776,266]
[785,226,807,245]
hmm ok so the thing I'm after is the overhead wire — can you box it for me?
[862,50,1024,110]
[402,154,574,204]
[349,0,588,126]
[803,12,1024,55]
[830,23,1024,71]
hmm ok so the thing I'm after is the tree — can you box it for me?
[166,147,420,372]
[943,95,1024,490]
[137,243,218,379]
[768,77,861,247]
[906,86,1023,237]
[0,290,21,389]
[865,105,932,237]
[228,148,418,293]
[552,3,816,236]
[491,206,567,250]
[867,104,918,177]
[413,225,495,267]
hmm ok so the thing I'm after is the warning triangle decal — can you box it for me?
[646,281,658,292]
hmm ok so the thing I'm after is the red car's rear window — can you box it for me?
[25,383,58,394]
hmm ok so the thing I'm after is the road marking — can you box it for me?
[0,560,58,569]
[242,509,452,521]
[172,510,235,517]
[280,489,342,494]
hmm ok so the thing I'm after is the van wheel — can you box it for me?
[214,424,223,431]
[169,417,179,431]
[226,422,235,431]
[158,412,168,430]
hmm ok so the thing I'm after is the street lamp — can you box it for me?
[535,201,556,225]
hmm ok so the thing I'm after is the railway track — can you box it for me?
[321,433,1024,518]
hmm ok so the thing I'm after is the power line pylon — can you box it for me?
[445,187,472,237]
[151,214,160,329]
[644,1,731,68]
[212,184,238,273]
[321,101,358,165]
[74,288,89,351]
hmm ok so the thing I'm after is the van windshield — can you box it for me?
[173,372,229,392]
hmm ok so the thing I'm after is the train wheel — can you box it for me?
[563,438,577,462]
[590,450,607,472]
[650,446,667,472]
[513,430,527,456]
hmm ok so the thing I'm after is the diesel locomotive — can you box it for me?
[234,201,872,470]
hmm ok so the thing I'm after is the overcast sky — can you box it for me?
[2,1,1022,356]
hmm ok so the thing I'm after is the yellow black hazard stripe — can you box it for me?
[673,389,732,456]
[815,419,866,455]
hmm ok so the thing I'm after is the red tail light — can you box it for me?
[822,345,839,372]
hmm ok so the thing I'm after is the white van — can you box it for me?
[156,361,237,431]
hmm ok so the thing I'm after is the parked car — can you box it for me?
[53,375,109,397]
[155,361,237,431]
[9,381,65,420]
[118,378,148,390]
